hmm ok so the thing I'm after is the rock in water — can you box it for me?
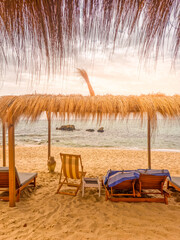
[86,129,95,132]
[58,125,75,131]
[97,127,104,132]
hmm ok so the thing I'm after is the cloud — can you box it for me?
[0,48,179,96]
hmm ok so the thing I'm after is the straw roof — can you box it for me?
[0,1,179,75]
[0,94,180,128]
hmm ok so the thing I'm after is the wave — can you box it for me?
[0,119,179,151]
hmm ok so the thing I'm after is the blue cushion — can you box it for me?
[104,170,140,188]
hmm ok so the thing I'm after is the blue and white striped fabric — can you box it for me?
[104,170,140,188]
[137,169,171,180]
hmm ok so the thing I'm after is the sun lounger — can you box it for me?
[136,169,170,204]
[0,167,37,202]
[103,169,170,204]
[56,153,86,196]
[167,176,180,191]
[103,170,140,202]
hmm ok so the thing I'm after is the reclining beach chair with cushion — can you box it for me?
[0,167,37,202]
[103,170,140,202]
[56,153,86,196]
[167,176,180,192]
[136,169,170,204]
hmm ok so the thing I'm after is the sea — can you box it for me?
[0,118,180,152]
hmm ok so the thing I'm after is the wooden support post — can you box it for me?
[8,121,16,207]
[147,115,151,169]
[47,112,51,160]
[2,122,6,166]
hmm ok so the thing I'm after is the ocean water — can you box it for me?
[0,119,180,151]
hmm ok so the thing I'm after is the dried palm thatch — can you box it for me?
[77,68,95,96]
[0,94,179,129]
[0,1,179,76]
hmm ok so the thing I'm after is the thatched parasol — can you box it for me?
[1,94,179,124]
[1,93,180,207]
[0,1,179,77]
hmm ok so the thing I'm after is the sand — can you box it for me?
[0,146,180,240]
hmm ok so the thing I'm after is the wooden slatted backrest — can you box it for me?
[0,167,20,189]
[112,179,135,190]
[139,174,167,190]
[60,153,82,179]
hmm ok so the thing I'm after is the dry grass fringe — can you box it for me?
[0,94,180,130]
[77,68,95,96]
[0,0,179,77]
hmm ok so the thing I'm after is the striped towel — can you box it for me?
[137,169,171,180]
[104,170,140,188]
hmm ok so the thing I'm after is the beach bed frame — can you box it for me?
[104,173,169,204]
[104,179,141,202]
[56,153,86,196]
[0,167,37,202]
[167,177,180,192]
[135,174,169,204]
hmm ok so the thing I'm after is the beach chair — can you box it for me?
[103,170,140,202]
[136,169,170,204]
[167,176,180,192]
[0,167,37,202]
[56,153,86,196]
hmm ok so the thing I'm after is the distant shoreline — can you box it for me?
[1,118,179,151]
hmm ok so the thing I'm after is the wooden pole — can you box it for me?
[2,122,6,166]
[47,112,51,160]
[8,121,16,207]
[147,115,151,169]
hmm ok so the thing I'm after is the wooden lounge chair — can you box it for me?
[56,153,86,196]
[167,177,180,192]
[104,169,170,204]
[104,179,139,202]
[103,170,140,202]
[0,167,37,202]
[136,172,169,204]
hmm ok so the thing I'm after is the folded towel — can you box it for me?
[104,170,140,188]
[137,169,171,180]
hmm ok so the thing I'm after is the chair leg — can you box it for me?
[74,184,81,196]
[105,189,109,201]
[58,185,81,196]
[99,182,101,197]
[165,195,168,205]
[57,173,84,196]
[82,181,84,197]
[56,178,66,194]
[16,190,20,202]
[34,177,36,187]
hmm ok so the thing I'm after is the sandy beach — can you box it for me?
[1,1,180,240]
[0,146,180,240]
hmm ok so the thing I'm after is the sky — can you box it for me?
[0,47,179,96]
